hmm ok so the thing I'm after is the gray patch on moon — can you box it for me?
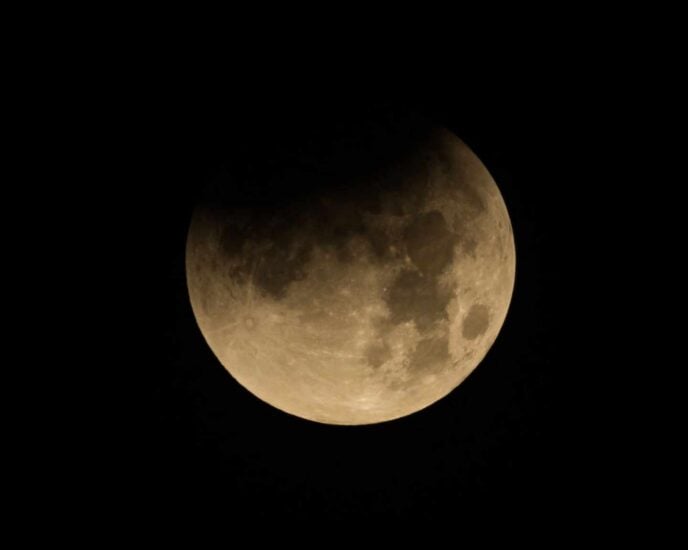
[365,341,392,368]
[216,196,387,300]
[461,237,478,257]
[462,304,490,340]
[212,208,318,300]
[252,240,313,299]
[385,269,451,331]
[403,210,454,276]
[456,183,486,216]
[407,334,450,375]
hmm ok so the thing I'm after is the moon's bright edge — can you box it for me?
[186,127,515,425]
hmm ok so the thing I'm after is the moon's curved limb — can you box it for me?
[186,128,515,424]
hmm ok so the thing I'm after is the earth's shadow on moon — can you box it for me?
[185,107,515,425]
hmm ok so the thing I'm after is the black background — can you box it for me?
[111,66,590,522]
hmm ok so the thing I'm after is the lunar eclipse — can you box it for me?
[185,117,515,425]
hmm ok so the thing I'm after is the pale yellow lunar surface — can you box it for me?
[186,127,515,424]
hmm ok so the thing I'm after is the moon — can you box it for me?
[186,122,515,425]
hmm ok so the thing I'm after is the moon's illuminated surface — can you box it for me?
[186,125,515,425]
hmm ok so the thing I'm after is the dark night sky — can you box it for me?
[110,69,590,522]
